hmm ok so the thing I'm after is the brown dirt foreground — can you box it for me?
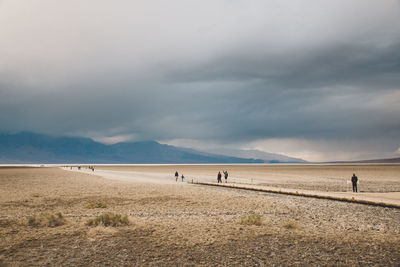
[0,167,400,266]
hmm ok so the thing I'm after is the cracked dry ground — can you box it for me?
[0,167,399,266]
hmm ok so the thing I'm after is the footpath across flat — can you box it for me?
[194,181,400,209]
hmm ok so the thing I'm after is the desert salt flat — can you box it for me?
[71,165,400,207]
[1,165,400,266]
[89,164,400,192]
[70,169,179,184]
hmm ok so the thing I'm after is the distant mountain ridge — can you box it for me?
[0,132,270,164]
[328,157,400,164]
[5,132,398,164]
[203,148,307,163]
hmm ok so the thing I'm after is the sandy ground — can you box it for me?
[1,166,400,266]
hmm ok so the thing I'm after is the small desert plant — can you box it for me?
[85,202,108,209]
[282,220,298,230]
[240,214,262,226]
[28,212,66,227]
[31,193,41,198]
[87,213,129,227]
[28,216,36,225]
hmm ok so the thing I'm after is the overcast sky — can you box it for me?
[1,0,400,161]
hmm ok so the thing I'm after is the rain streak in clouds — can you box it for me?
[0,0,400,161]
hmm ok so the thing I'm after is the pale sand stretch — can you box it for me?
[69,165,400,207]
[91,164,400,192]
[70,168,179,184]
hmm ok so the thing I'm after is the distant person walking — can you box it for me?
[223,171,228,183]
[175,171,179,182]
[351,173,358,192]
[217,171,222,183]
[181,174,184,182]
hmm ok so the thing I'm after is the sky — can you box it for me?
[1,0,400,162]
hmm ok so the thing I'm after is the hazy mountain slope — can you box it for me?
[328,157,400,164]
[204,148,307,163]
[0,132,264,164]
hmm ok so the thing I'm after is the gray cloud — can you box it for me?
[1,0,400,161]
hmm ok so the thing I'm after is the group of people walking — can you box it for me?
[64,166,94,171]
[174,170,229,183]
[217,170,228,183]
[175,171,184,182]
[174,170,359,192]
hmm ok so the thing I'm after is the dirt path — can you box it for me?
[67,167,400,208]
[65,167,217,184]
[67,168,179,184]
[196,182,400,209]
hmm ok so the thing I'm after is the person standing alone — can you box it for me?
[351,173,358,192]
[175,171,179,182]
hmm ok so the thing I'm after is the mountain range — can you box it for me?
[0,132,305,164]
[327,157,400,164]
[203,148,307,163]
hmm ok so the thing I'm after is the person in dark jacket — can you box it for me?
[351,173,358,192]
[223,171,228,183]
[175,171,179,182]
[217,172,222,183]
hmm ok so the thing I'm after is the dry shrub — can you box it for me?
[240,214,262,226]
[28,212,66,227]
[85,202,108,209]
[282,220,298,230]
[31,193,40,198]
[87,213,129,227]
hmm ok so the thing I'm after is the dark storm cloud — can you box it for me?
[162,40,400,141]
[1,0,400,160]
[169,42,400,89]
